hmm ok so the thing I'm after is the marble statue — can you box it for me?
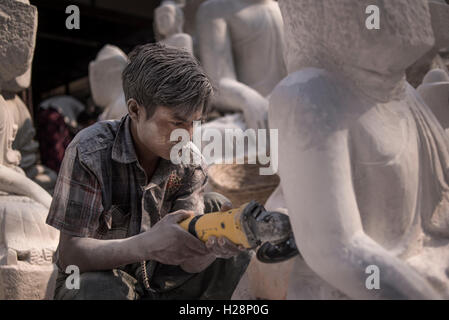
[269,0,449,299]
[0,0,59,300]
[1,94,58,193]
[417,69,449,130]
[180,0,205,56]
[196,0,287,130]
[155,0,193,55]
[88,44,128,121]
[0,0,57,193]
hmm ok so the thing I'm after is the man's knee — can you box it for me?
[204,192,231,213]
[54,269,139,300]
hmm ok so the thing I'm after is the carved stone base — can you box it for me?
[0,263,58,300]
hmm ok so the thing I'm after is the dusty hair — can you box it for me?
[122,42,213,119]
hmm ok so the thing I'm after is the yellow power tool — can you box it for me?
[179,201,299,263]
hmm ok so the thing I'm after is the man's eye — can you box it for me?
[172,121,183,126]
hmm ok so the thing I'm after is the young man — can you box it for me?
[46,43,250,300]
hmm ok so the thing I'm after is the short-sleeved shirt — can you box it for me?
[46,114,208,241]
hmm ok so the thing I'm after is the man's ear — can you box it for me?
[127,99,140,121]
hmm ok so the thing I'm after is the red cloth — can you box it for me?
[37,107,73,173]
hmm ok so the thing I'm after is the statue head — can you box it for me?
[0,0,37,90]
[88,44,128,109]
[279,0,435,101]
[155,0,184,39]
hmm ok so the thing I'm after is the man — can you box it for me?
[46,43,250,300]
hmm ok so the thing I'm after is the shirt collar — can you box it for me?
[111,114,138,164]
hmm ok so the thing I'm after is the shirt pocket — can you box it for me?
[101,204,131,239]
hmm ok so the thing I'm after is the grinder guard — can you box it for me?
[241,201,299,263]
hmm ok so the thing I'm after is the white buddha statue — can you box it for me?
[196,0,287,130]
[269,0,449,299]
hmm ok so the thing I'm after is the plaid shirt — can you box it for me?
[46,115,207,240]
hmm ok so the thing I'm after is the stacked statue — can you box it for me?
[1,3,58,193]
[0,0,59,299]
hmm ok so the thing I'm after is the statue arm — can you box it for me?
[277,125,440,299]
[268,75,441,298]
[0,164,52,208]
[196,4,268,126]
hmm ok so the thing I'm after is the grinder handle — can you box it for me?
[178,208,252,248]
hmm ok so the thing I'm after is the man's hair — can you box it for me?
[122,43,213,119]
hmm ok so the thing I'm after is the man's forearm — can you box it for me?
[180,254,216,273]
[58,232,149,273]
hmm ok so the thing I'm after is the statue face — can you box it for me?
[0,0,37,86]
[281,0,435,79]
[154,1,182,36]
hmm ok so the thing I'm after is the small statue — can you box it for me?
[89,44,128,121]
[155,0,193,55]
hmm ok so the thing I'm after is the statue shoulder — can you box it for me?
[269,68,353,146]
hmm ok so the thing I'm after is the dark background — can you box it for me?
[28,0,162,116]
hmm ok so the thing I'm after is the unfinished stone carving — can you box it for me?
[0,0,59,300]
[155,0,193,54]
[417,69,449,130]
[0,0,57,193]
[89,44,128,121]
[269,0,449,299]
[196,0,287,130]
[3,94,58,193]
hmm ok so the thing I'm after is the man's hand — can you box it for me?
[179,202,246,273]
[205,201,245,259]
[143,210,210,266]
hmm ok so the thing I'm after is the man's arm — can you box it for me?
[57,210,210,273]
[170,166,244,273]
[48,144,210,273]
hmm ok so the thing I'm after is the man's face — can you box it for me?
[134,105,203,160]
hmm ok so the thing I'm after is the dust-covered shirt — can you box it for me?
[46,114,207,240]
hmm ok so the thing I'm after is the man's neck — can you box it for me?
[129,118,160,179]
